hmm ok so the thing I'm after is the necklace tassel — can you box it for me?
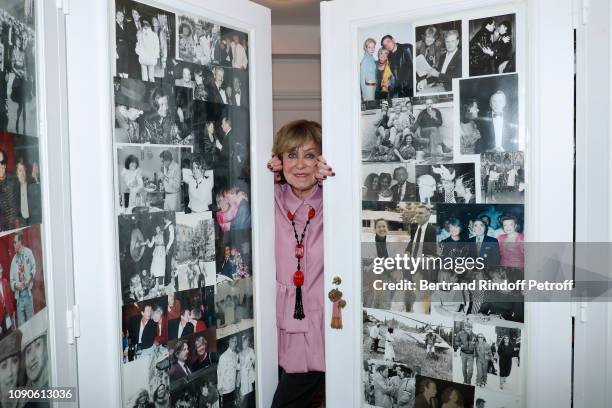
[294,286,305,320]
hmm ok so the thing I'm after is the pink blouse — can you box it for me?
[275,183,325,373]
[499,232,525,268]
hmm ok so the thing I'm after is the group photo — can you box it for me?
[214,328,256,408]
[215,232,252,283]
[116,145,193,214]
[361,202,411,244]
[168,330,218,384]
[115,0,176,82]
[458,73,520,154]
[363,308,454,382]
[122,295,170,361]
[480,151,524,204]
[469,14,516,77]
[121,344,171,408]
[0,132,42,232]
[363,358,419,408]
[415,163,477,205]
[414,374,475,408]
[414,20,462,94]
[359,22,414,106]
[170,365,220,408]
[362,162,416,203]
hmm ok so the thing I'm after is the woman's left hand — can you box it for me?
[315,156,335,183]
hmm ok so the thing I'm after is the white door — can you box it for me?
[66,0,275,406]
[321,0,573,407]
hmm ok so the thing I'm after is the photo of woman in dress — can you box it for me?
[459,98,481,155]
[360,38,377,102]
[121,154,145,210]
[135,20,159,82]
[144,224,166,287]
[384,327,396,362]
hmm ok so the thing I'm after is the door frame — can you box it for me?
[320,0,574,406]
[65,0,274,406]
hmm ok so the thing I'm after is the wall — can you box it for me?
[271,25,321,133]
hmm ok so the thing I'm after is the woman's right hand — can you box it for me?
[266,154,282,182]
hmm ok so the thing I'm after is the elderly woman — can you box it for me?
[360,38,377,101]
[266,120,334,407]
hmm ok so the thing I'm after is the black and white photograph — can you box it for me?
[481,151,524,204]
[216,277,254,339]
[458,73,519,154]
[362,357,418,408]
[453,322,522,394]
[122,296,170,360]
[219,26,250,71]
[361,202,411,243]
[114,0,176,82]
[118,211,176,303]
[469,14,516,77]
[215,231,252,283]
[215,328,256,408]
[358,22,414,108]
[121,347,171,408]
[430,266,525,325]
[168,331,218,384]
[0,5,37,138]
[174,212,216,291]
[362,98,419,164]
[414,374,475,408]
[114,77,194,145]
[116,145,191,214]
[176,13,220,66]
[0,133,42,232]
[474,388,522,408]
[361,162,416,203]
[192,101,250,190]
[363,308,454,382]
[170,365,220,407]
[436,203,524,268]
[415,163,477,205]
[180,152,215,214]
[167,287,214,342]
[415,20,462,95]
[410,95,454,163]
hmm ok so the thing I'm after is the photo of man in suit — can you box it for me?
[390,166,416,202]
[467,219,500,267]
[417,30,462,93]
[404,204,438,258]
[168,306,194,341]
[127,303,157,350]
[169,339,192,381]
[208,66,227,104]
[474,90,518,153]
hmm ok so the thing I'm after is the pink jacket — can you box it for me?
[275,184,325,373]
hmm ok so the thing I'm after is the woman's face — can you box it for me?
[129,161,138,171]
[192,163,203,179]
[371,176,379,191]
[127,107,143,121]
[375,221,388,237]
[206,122,214,134]
[449,224,461,237]
[502,219,517,234]
[156,96,169,117]
[379,176,391,191]
[231,248,238,256]
[224,246,231,257]
[155,225,161,234]
[282,140,320,194]
[504,336,510,344]
[449,390,459,402]
[182,68,191,82]
[196,340,207,356]
[132,10,140,22]
[0,355,19,394]
[498,25,508,35]
[424,35,435,46]
[379,50,389,63]
[16,163,26,184]
[116,11,124,23]
[195,73,203,85]
[468,102,479,119]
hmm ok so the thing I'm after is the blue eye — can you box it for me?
[305,153,316,160]
[287,152,297,159]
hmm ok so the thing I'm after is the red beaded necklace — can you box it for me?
[288,207,316,320]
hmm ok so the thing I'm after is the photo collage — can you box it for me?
[359,9,525,408]
[113,1,255,407]
[0,0,52,404]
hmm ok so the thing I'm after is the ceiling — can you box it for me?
[251,0,320,26]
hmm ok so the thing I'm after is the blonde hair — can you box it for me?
[272,119,322,157]
[363,38,376,50]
